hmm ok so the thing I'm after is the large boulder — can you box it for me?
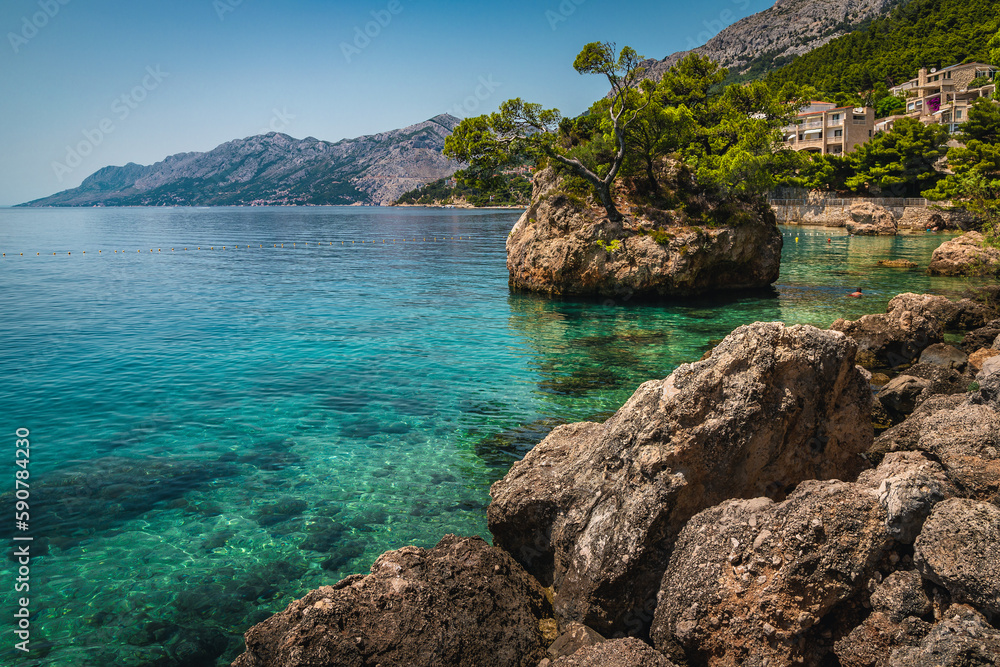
[914,498,1000,620]
[488,323,873,636]
[650,480,890,667]
[887,293,994,331]
[917,343,968,372]
[231,535,551,667]
[927,232,1000,276]
[505,168,782,298]
[834,613,931,667]
[830,305,943,370]
[847,202,898,235]
[960,323,1000,353]
[869,397,1000,505]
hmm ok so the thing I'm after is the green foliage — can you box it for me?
[875,94,906,118]
[923,101,1000,246]
[650,228,673,244]
[968,76,993,90]
[765,0,998,98]
[395,173,532,207]
[844,118,949,196]
[595,239,622,253]
[444,41,648,221]
[969,381,981,392]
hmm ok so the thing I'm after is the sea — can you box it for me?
[0,206,983,665]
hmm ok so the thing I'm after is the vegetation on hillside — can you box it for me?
[395,173,532,207]
[925,99,1000,245]
[765,0,999,110]
[445,44,801,225]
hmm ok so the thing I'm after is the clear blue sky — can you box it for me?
[0,0,773,205]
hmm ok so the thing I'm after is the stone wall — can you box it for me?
[769,198,972,231]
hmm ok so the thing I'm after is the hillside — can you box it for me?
[641,0,907,83]
[765,0,999,94]
[21,115,461,207]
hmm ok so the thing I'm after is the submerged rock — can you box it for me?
[928,232,1000,277]
[650,480,890,667]
[505,168,782,298]
[847,202,897,235]
[232,535,551,667]
[488,322,872,635]
[877,259,918,268]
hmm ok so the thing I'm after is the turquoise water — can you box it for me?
[0,208,985,666]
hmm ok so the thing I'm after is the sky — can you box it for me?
[0,0,774,206]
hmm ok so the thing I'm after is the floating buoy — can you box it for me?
[795,237,799,242]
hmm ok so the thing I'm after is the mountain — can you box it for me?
[641,0,907,83]
[21,114,461,207]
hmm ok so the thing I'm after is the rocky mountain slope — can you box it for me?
[642,0,906,81]
[21,114,461,207]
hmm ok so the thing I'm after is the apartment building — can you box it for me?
[881,62,998,133]
[783,102,875,155]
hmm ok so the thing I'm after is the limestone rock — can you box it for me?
[831,305,943,370]
[979,355,1000,381]
[231,535,550,667]
[488,323,873,636]
[547,638,676,667]
[546,623,606,661]
[872,570,933,622]
[888,604,1000,666]
[835,612,931,667]
[917,343,968,372]
[927,232,1000,277]
[887,293,994,331]
[969,348,1000,373]
[877,375,931,423]
[505,168,782,298]
[847,202,898,235]
[857,451,956,543]
[961,325,1000,353]
[650,480,890,667]
[870,399,1000,504]
[914,499,1000,619]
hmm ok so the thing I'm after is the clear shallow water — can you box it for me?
[0,208,986,666]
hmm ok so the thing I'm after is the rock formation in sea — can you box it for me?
[846,202,898,236]
[231,289,1000,667]
[505,167,782,298]
[928,231,1000,277]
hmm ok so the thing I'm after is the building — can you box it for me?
[783,102,875,155]
[883,62,998,133]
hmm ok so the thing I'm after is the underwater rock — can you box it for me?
[488,323,872,636]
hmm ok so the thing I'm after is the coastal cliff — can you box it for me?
[232,290,1000,666]
[505,168,782,298]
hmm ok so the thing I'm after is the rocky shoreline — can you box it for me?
[232,289,1000,667]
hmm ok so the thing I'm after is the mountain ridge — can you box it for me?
[641,0,908,83]
[21,114,461,207]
